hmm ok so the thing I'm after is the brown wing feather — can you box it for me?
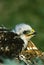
[0,27,24,58]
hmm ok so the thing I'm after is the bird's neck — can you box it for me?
[20,35,28,50]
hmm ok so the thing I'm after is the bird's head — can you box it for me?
[12,23,36,41]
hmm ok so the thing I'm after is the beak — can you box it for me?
[27,29,36,36]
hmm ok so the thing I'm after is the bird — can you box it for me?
[12,23,44,65]
[12,23,36,63]
[12,23,36,50]
[0,23,36,65]
[0,24,35,57]
[0,23,44,65]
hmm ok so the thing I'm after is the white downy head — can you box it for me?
[12,23,36,50]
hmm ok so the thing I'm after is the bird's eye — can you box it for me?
[23,31,27,34]
[23,31,30,34]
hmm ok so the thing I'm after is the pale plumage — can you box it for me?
[12,23,36,50]
[0,23,44,65]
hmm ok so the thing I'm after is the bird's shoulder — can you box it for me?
[0,26,24,58]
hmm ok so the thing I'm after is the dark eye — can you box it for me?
[23,31,27,34]
[23,30,30,34]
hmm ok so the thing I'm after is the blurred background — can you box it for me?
[0,0,44,51]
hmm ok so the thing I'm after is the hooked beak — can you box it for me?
[27,29,36,36]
